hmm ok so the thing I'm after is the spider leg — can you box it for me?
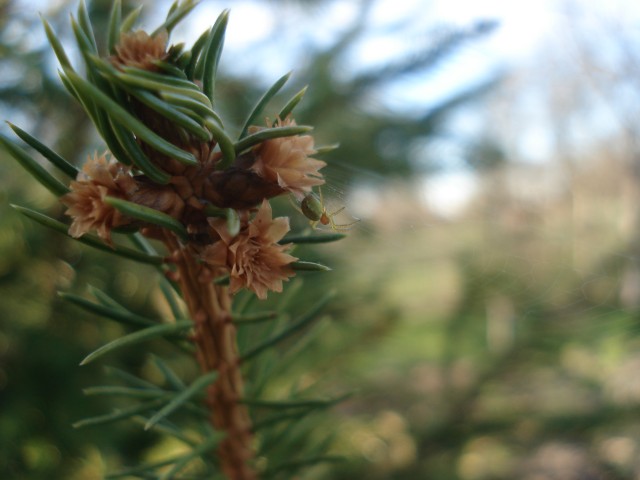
[329,216,360,232]
[328,206,346,217]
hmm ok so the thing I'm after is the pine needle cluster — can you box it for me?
[1,1,350,478]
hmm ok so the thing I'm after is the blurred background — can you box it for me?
[3,0,640,478]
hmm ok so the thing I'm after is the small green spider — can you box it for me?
[297,188,360,231]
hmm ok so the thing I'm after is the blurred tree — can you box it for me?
[561,3,640,311]
[0,0,503,478]
[318,3,640,478]
[213,0,499,184]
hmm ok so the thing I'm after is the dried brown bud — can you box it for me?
[202,167,286,209]
[129,180,185,220]
[201,200,297,299]
[113,30,168,70]
[61,153,137,245]
[250,118,326,199]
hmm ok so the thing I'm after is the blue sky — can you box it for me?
[22,0,640,114]
[154,0,558,111]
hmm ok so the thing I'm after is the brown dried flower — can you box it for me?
[61,152,136,244]
[201,200,297,299]
[250,118,326,200]
[113,30,168,70]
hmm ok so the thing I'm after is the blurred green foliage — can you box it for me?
[4,1,640,479]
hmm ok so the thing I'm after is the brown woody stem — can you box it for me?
[164,233,257,480]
